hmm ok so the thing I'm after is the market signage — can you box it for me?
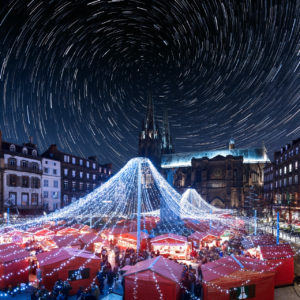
[68,268,90,281]
[229,284,255,299]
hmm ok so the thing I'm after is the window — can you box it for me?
[296,161,298,170]
[284,166,287,174]
[295,175,299,184]
[289,164,292,172]
[63,194,68,204]
[31,177,40,188]
[64,155,70,163]
[53,169,57,175]
[80,182,83,190]
[86,173,90,180]
[8,174,17,187]
[9,144,16,152]
[104,168,107,174]
[72,170,76,177]
[32,149,37,157]
[279,168,282,176]
[86,183,90,190]
[53,180,58,188]
[99,167,102,172]
[86,161,90,168]
[52,191,58,199]
[285,154,287,160]
[43,191,49,198]
[279,180,282,187]
[72,181,76,191]
[72,157,76,164]
[284,178,287,186]
[21,193,29,206]
[8,192,17,205]
[93,174,96,180]
[8,158,16,166]
[275,181,278,188]
[80,159,83,166]
[21,160,28,169]
[45,161,48,164]
[31,193,38,206]
[64,169,68,176]
[22,147,28,155]
[289,176,293,185]
[64,180,68,190]
[32,163,39,171]
[22,176,29,187]
[297,147,299,155]
[93,163,96,169]
[80,172,83,178]
[44,179,49,187]
[54,162,56,166]
[44,167,49,173]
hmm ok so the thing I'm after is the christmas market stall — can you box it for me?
[201,255,276,300]
[259,244,294,287]
[117,232,149,251]
[37,247,101,294]
[123,256,183,300]
[0,243,30,289]
[100,227,128,241]
[151,233,190,259]
[56,227,79,236]
[79,233,103,253]
[33,229,55,241]
[241,234,276,257]
[188,231,220,249]
[52,235,83,249]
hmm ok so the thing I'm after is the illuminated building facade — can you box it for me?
[264,138,300,222]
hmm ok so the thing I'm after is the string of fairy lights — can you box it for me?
[0,157,295,297]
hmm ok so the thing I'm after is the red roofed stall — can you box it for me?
[0,243,29,289]
[37,247,101,294]
[151,234,190,259]
[259,244,294,287]
[123,256,183,300]
[52,235,83,249]
[79,233,103,253]
[201,256,276,300]
[117,232,149,251]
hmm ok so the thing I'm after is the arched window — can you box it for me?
[32,163,39,172]
[9,144,16,152]
[22,147,28,155]
[32,149,37,157]
[21,160,28,169]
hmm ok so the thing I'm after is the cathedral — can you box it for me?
[138,96,270,212]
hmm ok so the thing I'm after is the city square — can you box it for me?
[0,1,299,300]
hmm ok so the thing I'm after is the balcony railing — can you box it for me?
[4,164,42,174]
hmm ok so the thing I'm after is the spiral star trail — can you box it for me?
[0,0,299,170]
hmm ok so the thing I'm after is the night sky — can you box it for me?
[0,0,299,170]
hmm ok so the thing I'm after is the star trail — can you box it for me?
[0,0,299,170]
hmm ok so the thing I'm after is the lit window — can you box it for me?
[296,161,298,170]
[93,174,96,180]
[93,163,96,169]
[275,181,278,188]
[279,169,282,176]
[289,176,293,185]
[295,175,298,184]
[80,172,83,178]
[64,180,68,189]
[52,192,58,199]
[289,163,292,172]
[284,178,287,186]
[87,173,90,179]
[284,166,287,174]
[296,147,299,155]
[80,159,83,166]
[72,170,76,177]
[72,157,76,164]
[64,155,70,163]
[64,169,68,176]
[86,161,90,168]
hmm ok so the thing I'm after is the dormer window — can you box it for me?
[22,147,28,155]
[9,144,16,152]
[32,149,37,157]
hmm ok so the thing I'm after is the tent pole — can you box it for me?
[137,160,142,253]
[277,211,280,245]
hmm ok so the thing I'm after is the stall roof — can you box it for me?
[0,243,29,263]
[79,233,103,244]
[52,235,82,247]
[151,233,187,243]
[189,231,218,241]
[260,244,294,260]
[37,247,100,267]
[102,227,129,235]
[124,256,183,282]
[121,232,149,240]
[202,255,274,282]
[34,229,55,236]
[242,234,276,250]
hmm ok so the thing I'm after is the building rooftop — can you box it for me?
[161,147,270,168]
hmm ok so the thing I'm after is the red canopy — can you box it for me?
[37,247,101,294]
[52,235,82,248]
[124,256,183,300]
[151,233,187,244]
[260,244,294,286]
[79,233,103,252]
[242,234,276,250]
[202,256,275,300]
[0,244,29,289]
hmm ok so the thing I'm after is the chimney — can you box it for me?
[49,144,58,152]
[229,138,235,150]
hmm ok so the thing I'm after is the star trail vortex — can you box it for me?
[0,0,299,170]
